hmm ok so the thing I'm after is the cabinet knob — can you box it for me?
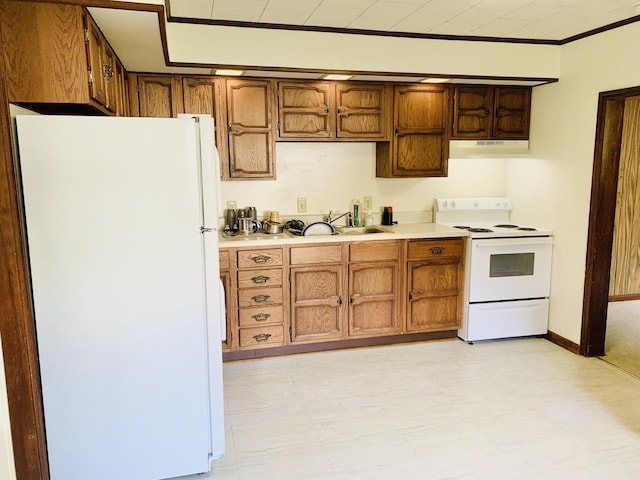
[252,333,272,343]
[251,294,270,303]
[251,275,270,284]
[250,255,271,264]
[252,313,271,322]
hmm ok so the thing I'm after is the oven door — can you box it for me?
[469,237,553,302]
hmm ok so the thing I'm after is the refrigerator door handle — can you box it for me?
[201,227,214,233]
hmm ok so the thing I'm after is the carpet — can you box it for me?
[600,299,640,378]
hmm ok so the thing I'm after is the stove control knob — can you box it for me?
[451,200,456,208]
[473,201,478,207]
[442,200,448,208]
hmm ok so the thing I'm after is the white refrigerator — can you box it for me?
[15,115,225,480]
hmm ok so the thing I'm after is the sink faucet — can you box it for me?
[326,210,353,227]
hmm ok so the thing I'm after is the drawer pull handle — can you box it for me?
[429,246,444,255]
[252,294,270,303]
[251,255,271,264]
[253,333,272,343]
[252,313,271,322]
[251,275,270,284]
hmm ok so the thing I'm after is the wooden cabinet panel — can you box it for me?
[278,81,335,139]
[239,325,284,349]
[137,75,183,118]
[452,85,531,139]
[239,305,284,327]
[237,248,283,268]
[114,60,129,117]
[377,84,450,178]
[349,240,399,262]
[452,86,493,138]
[226,78,276,179]
[349,262,400,336]
[336,83,390,140]
[407,238,465,259]
[0,2,126,115]
[238,268,283,288]
[290,265,344,342]
[220,269,233,351]
[290,244,343,265]
[493,87,531,138]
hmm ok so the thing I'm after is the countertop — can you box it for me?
[218,222,468,248]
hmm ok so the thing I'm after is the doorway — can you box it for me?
[582,86,640,356]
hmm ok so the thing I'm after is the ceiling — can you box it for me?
[90,0,640,86]
[167,0,640,42]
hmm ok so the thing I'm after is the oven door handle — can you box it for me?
[473,238,553,248]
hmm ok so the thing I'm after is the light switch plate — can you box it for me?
[363,196,372,211]
[297,198,307,213]
[226,200,237,210]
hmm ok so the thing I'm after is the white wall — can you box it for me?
[507,21,640,343]
[220,142,507,221]
[167,23,561,80]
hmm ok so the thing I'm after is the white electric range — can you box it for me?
[434,198,553,342]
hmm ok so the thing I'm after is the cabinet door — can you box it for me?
[84,14,107,107]
[290,265,344,342]
[349,262,400,337]
[452,86,493,138]
[102,43,117,112]
[336,83,390,140]
[406,259,463,333]
[277,81,335,140]
[382,85,449,177]
[114,60,129,117]
[182,76,230,179]
[220,270,233,351]
[137,75,183,118]
[226,79,276,179]
[493,87,531,139]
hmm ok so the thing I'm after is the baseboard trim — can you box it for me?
[546,330,580,354]
[223,330,458,361]
[608,294,640,302]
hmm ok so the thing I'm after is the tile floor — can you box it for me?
[207,338,640,479]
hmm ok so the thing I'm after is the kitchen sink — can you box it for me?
[335,226,392,235]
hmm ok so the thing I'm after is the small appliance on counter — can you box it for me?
[381,206,396,226]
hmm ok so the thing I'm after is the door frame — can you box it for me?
[581,85,640,356]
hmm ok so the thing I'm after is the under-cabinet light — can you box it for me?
[421,78,450,83]
[323,74,353,81]
[215,69,244,76]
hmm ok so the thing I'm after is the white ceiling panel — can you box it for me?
[166,0,640,41]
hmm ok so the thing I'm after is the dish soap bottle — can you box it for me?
[352,199,361,227]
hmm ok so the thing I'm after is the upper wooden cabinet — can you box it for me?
[277,81,391,141]
[226,79,277,179]
[0,2,127,115]
[376,84,451,178]
[452,85,531,139]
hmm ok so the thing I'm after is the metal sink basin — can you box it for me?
[335,226,392,235]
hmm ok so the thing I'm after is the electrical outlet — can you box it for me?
[226,200,237,210]
[363,196,372,212]
[297,198,307,213]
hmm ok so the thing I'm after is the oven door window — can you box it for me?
[489,253,534,277]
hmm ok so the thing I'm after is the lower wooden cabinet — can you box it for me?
[221,237,465,358]
[290,244,345,343]
[348,241,401,337]
[406,238,465,333]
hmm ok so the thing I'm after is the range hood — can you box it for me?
[449,139,530,158]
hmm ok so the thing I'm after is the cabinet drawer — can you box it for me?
[239,325,284,349]
[238,287,283,307]
[238,248,283,269]
[290,244,342,265]
[219,249,230,271]
[239,305,284,327]
[350,240,400,262]
[407,239,464,260]
[238,268,283,288]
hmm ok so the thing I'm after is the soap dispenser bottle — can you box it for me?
[352,199,361,227]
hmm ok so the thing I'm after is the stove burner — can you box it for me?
[453,225,471,230]
[469,227,494,233]
[494,224,519,228]
[517,227,537,231]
